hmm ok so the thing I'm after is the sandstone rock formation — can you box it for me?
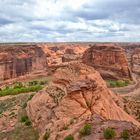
[0,44,48,81]
[130,48,140,74]
[40,43,88,66]
[82,43,132,80]
[27,62,139,140]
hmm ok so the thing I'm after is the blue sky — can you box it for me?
[0,0,140,42]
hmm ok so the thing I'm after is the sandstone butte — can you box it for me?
[0,44,48,81]
[82,43,133,81]
[27,62,140,140]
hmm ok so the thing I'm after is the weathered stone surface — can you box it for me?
[40,43,88,66]
[131,48,140,74]
[0,44,48,81]
[62,54,80,62]
[82,43,132,80]
[27,62,139,140]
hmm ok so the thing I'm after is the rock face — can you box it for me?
[82,43,132,80]
[27,62,139,140]
[40,43,88,66]
[0,45,48,81]
[131,48,140,74]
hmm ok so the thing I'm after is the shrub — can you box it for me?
[21,115,29,123]
[39,80,48,85]
[121,129,130,140]
[20,115,32,126]
[43,132,50,140]
[79,123,92,136]
[116,80,126,87]
[103,128,115,139]
[64,134,74,140]
[13,82,23,89]
[28,81,38,86]
[25,119,32,126]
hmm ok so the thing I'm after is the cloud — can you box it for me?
[0,0,140,42]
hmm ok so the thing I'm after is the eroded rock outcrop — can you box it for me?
[131,48,140,74]
[0,44,48,81]
[27,62,139,140]
[82,43,132,80]
[40,43,88,66]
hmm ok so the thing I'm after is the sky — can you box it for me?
[0,0,140,42]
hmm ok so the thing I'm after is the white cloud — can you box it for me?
[0,0,140,42]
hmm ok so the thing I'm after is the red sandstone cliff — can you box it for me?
[82,43,132,80]
[0,44,48,81]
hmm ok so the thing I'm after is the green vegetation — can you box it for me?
[0,125,39,140]
[106,80,130,88]
[43,132,50,140]
[103,128,115,139]
[79,123,92,137]
[64,134,74,140]
[0,77,52,96]
[20,115,32,126]
[0,93,39,140]
[121,129,130,140]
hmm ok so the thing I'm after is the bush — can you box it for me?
[121,129,130,140]
[21,115,29,123]
[43,132,50,140]
[103,128,115,139]
[20,115,32,126]
[79,123,92,136]
[64,134,74,140]
[39,80,48,85]
[28,81,38,86]
[13,82,24,89]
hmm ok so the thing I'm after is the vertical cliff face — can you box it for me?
[82,43,132,80]
[0,45,48,81]
[131,48,140,74]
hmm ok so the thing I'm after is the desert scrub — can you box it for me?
[0,85,42,96]
[43,132,50,140]
[121,129,130,140]
[79,123,92,137]
[47,87,65,103]
[106,80,129,88]
[0,77,52,97]
[20,115,32,126]
[64,134,74,140]
[103,128,115,139]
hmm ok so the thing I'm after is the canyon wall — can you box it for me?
[0,44,48,81]
[82,43,132,80]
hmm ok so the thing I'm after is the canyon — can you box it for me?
[0,42,140,140]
